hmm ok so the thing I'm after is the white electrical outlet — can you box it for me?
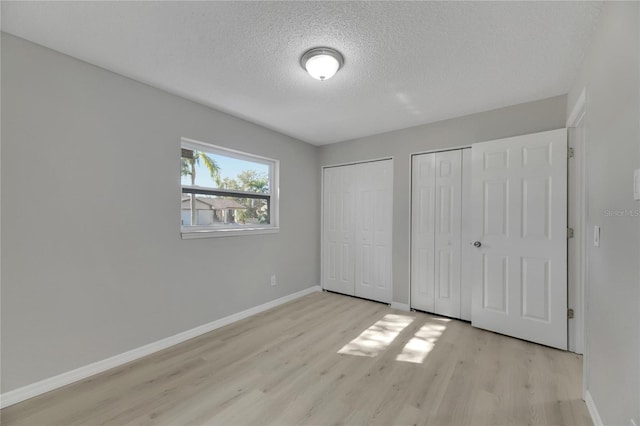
[270,275,277,286]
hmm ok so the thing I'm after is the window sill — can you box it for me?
[181,227,280,239]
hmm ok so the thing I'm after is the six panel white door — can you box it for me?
[323,160,393,304]
[470,128,568,350]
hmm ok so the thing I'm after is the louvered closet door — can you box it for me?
[323,166,356,296]
[411,150,463,318]
[354,160,393,303]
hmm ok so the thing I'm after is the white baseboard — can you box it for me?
[585,390,603,426]
[0,285,321,409]
[390,302,410,312]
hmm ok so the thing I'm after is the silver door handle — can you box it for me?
[473,241,482,248]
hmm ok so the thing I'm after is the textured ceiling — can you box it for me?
[1,1,602,145]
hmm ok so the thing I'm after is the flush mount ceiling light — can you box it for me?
[300,47,344,81]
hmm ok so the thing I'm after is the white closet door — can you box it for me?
[355,160,393,303]
[323,160,392,303]
[411,150,466,318]
[433,150,462,318]
[460,148,473,321]
[323,166,356,296]
[470,128,567,350]
[411,153,437,312]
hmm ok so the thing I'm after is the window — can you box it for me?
[180,138,279,238]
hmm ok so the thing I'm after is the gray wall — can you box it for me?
[319,96,567,305]
[0,34,320,393]
[567,2,640,425]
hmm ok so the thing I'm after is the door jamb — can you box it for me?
[567,88,588,397]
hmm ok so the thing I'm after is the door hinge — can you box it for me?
[567,227,574,239]
[568,147,575,158]
[568,308,575,319]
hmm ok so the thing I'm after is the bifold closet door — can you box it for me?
[323,160,393,303]
[323,165,356,296]
[354,160,393,303]
[411,150,462,318]
[434,151,462,317]
[411,154,436,312]
[460,149,473,321]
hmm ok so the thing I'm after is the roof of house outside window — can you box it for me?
[181,196,246,210]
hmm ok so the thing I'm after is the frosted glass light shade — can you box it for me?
[301,47,344,81]
[304,54,339,80]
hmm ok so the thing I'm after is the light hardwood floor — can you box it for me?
[1,291,591,426]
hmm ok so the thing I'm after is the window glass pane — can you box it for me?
[181,148,270,193]
[181,194,270,227]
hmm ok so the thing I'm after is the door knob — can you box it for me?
[473,241,482,248]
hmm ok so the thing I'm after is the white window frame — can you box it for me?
[180,137,279,239]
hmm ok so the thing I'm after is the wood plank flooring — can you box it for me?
[1,292,591,425]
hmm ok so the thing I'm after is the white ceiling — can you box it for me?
[1,1,602,145]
